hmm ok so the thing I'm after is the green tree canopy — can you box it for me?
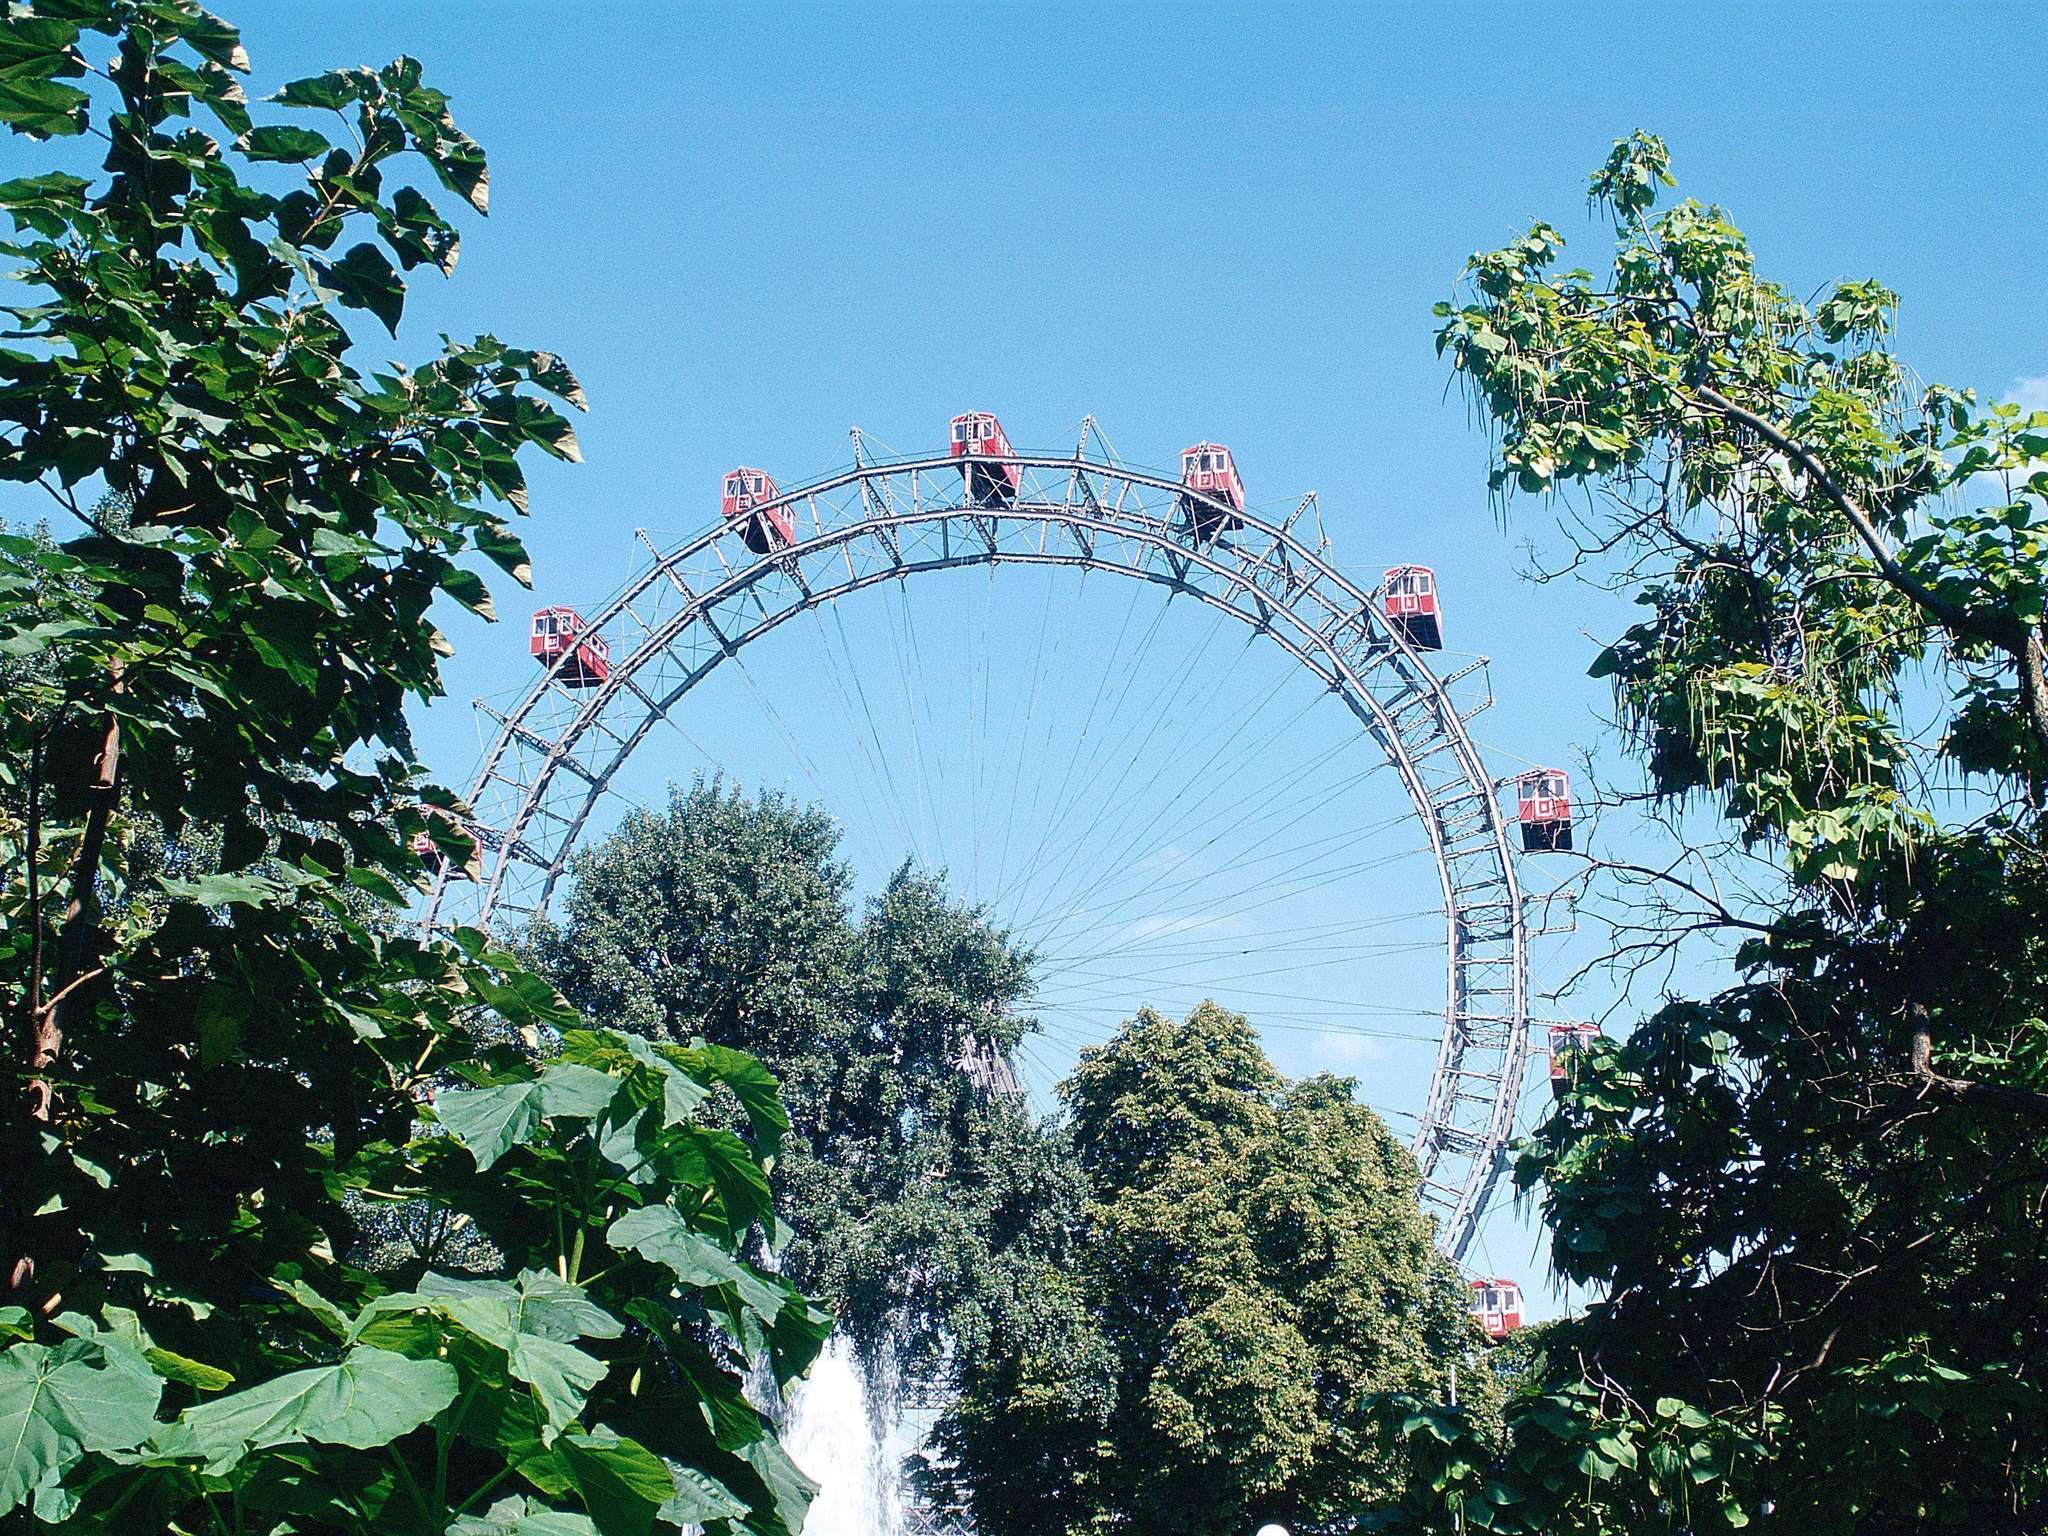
[933,1000,1485,1536]
[528,778,1085,1389]
[1374,134,2048,1533]
[0,6,821,1531]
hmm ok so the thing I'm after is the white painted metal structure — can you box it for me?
[425,434,1534,1260]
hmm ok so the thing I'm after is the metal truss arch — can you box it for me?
[428,449,1532,1260]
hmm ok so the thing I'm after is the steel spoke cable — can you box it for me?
[995,572,1191,917]
[1030,844,1433,987]
[967,561,1000,893]
[1006,564,1099,870]
[1003,618,1286,931]
[1078,899,1439,946]
[1025,795,1419,960]
[989,564,1153,914]
[725,649,890,875]
[814,595,921,864]
[799,605,914,884]
[1052,798,1419,937]
[1002,615,1278,931]
[1034,1003,1445,1038]
[827,601,924,868]
[1034,971,1447,1009]
[987,562,1064,902]
[979,591,1197,919]
[1012,673,1338,932]
[1047,703,1391,920]
[1039,933,1446,987]
[877,571,940,871]
[1023,746,1401,949]
[1018,734,1398,952]
[823,603,929,866]
[1042,906,1441,971]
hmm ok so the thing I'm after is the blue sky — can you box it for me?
[141,5,2048,1295]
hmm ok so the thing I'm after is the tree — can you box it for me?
[932,1001,1486,1536]
[0,6,822,1530]
[528,778,1086,1392]
[1374,135,2048,1532]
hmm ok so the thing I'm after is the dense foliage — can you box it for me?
[1373,135,2048,1533]
[529,779,1087,1392]
[933,1001,1486,1536]
[0,5,821,1531]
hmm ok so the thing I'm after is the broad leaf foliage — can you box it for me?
[0,4,822,1531]
[1370,135,2048,1534]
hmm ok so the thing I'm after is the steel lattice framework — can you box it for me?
[426,442,1534,1260]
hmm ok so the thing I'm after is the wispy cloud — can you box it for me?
[1308,1029,1383,1067]
[2011,375,2048,415]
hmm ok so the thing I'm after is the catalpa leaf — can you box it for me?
[0,1339,163,1518]
[673,1039,787,1157]
[416,1270,624,1347]
[241,124,330,162]
[152,1347,456,1475]
[435,1063,620,1169]
[405,1272,621,1431]
[739,1435,818,1536]
[659,1462,750,1528]
[318,242,405,335]
[605,1206,788,1327]
[156,870,298,910]
[556,1429,674,1536]
[450,1495,599,1536]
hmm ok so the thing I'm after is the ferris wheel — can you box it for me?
[423,414,1575,1262]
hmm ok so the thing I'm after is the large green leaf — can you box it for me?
[450,1495,600,1536]
[434,1063,620,1169]
[319,241,406,334]
[241,124,330,161]
[659,1462,750,1528]
[604,1205,788,1327]
[152,1347,456,1474]
[738,1436,817,1536]
[674,1040,789,1158]
[555,1429,675,1536]
[417,1269,624,1347]
[0,1339,163,1517]
[402,1271,620,1431]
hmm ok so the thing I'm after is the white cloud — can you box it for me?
[1308,1029,1384,1068]
[2009,374,2048,415]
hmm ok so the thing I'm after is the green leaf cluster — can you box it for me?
[1378,134,2048,1532]
[931,1002,1489,1536]
[0,6,822,1532]
[528,778,1087,1396]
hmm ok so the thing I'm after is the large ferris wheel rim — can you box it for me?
[431,447,1532,1261]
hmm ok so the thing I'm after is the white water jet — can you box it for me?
[782,1335,903,1536]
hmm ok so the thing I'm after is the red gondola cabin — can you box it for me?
[1469,1278,1525,1342]
[1547,1022,1603,1089]
[1382,564,1443,650]
[950,412,1019,507]
[1515,768,1572,852]
[722,466,794,555]
[530,606,609,688]
[1178,442,1245,541]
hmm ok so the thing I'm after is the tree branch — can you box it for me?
[1908,1008,2048,1126]
[9,666,123,1294]
[1692,384,2048,755]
